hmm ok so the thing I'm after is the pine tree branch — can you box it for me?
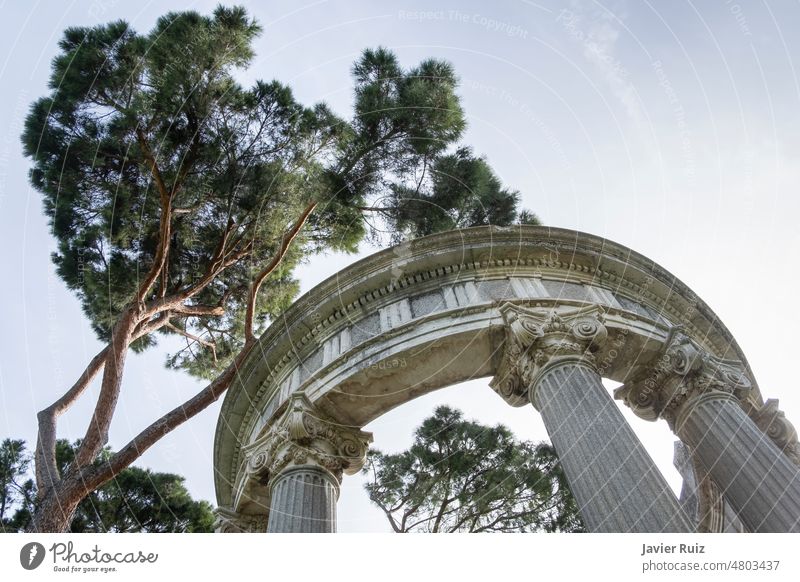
[166,323,217,365]
[171,304,225,317]
[83,341,257,489]
[140,230,251,321]
[403,512,441,532]
[471,494,557,533]
[33,314,170,495]
[133,127,174,306]
[431,471,454,533]
[73,306,172,469]
[34,346,109,496]
[339,127,401,176]
[244,201,316,344]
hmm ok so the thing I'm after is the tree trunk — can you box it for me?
[29,480,85,533]
[26,202,315,532]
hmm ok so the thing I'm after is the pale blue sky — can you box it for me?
[2,0,800,532]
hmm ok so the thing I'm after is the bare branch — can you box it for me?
[134,127,174,305]
[166,322,217,365]
[86,342,257,487]
[244,201,317,344]
[34,313,171,494]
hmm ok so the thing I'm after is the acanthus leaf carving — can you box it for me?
[241,392,373,498]
[491,302,608,407]
[615,329,752,429]
[744,399,800,467]
[213,507,268,533]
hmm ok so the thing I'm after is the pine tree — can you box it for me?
[21,6,536,531]
[364,407,582,532]
[1,439,213,533]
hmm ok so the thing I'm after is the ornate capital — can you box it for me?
[743,399,800,466]
[614,330,751,429]
[491,303,608,407]
[213,507,268,533]
[242,393,373,487]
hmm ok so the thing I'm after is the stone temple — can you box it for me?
[212,226,800,533]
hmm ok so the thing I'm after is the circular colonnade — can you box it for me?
[213,226,800,533]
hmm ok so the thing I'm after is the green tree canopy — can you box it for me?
[21,5,539,532]
[21,9,481,374]
[0,440,36,532]
[0,439,213,533]
[364,406,583,533]
[388,146,540,239]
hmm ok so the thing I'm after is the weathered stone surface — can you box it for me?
[410,290,444,318]
[536,364,692,532]
[676,393,800,532]
[267,466,338,533]
[350,312,381,346]
[213,507,268,533]
[540,279,588,302]
[491,303,691,532]
[213,226,796,533]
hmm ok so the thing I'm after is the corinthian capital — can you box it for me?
[242,393,373,485]
[491,303,608,407]
[614,330,751,429]
[743,399,800,467]
[213,507,268,533]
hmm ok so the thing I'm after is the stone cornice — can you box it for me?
[224,228,751,423]
[491,303,608,407]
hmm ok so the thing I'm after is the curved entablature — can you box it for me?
[214,225,771,515]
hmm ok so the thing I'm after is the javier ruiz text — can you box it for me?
[641,543,705,556]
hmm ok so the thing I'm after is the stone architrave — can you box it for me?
[616,332,800,532]
[243,393,372,533]
[492,303,692,532]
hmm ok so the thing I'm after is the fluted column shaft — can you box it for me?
[676,392,800,532]
[492,305,692,532]
[533,361,693,532]
[617,331,800,532]
[267,465,339,533]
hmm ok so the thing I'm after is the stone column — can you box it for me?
[267,465,339,533]
[492,304,692,533]
[242,393,372,533]
[676,392,800,532]
[617,332,800,533]
[673,441,747,532]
